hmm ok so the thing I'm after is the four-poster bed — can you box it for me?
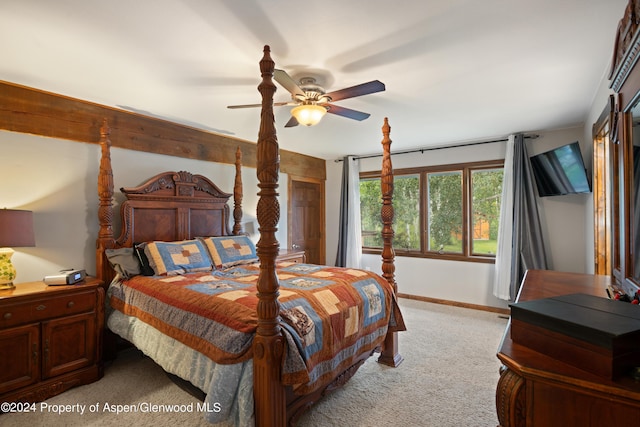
[95,45,404,426]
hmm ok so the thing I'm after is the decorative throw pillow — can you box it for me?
[200,235,258,269]
[134,242,155,276]
[143,239,213,276]
[105,247,141,279]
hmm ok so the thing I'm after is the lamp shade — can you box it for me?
[291,104,327,126]
[0,209,35,247]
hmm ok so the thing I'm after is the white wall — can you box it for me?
[1,130,288,283]
[527,127,591,274]
[325,126,591,310]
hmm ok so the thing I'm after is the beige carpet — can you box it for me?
[2,298,508,427]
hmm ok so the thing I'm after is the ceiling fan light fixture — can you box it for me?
[291,104,327,126]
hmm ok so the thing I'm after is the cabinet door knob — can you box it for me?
[3,312,11,320]
[36,304,46,311]
[67,301,75,308]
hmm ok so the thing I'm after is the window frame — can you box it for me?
[360,159,504,264]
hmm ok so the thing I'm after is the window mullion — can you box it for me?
[462,168,470,257]
[420,172,427,255]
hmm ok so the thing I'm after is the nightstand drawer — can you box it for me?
[0,304,31,329]
[0,291,95,328]
[31,291,95,320]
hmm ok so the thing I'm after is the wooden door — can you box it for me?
[288,177,325,265]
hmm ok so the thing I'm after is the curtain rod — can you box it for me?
[334,133,539,162]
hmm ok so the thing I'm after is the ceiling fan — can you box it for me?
[227,69,385,127]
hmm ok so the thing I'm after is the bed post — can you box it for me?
[96,118,115,285]
[233,146,244,235]
[253,45,286,426]
[377,117,404,367]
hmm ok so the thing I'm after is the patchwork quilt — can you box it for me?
[108,261,403,394]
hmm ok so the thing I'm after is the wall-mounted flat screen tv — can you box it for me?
[529,141,591,197]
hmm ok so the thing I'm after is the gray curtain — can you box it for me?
[509,133,548,299]
[335,156,350,267]
[335,156,361,267]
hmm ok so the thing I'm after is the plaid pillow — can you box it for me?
[143,239,213,276]
[200,235,258,269]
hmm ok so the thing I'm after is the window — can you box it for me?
[360,177,383,248]
[427,171,463,253]
[360,160,503,263]
[360,174,420,250]
[470,168,503,256]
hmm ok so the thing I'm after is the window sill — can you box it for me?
[362,248,496,264]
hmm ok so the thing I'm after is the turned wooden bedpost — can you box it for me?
[233,146,244,235]
[96,119,115,284]
[377,117,404,367]
[253,45,286,426]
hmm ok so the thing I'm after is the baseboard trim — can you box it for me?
[397,293,510,316]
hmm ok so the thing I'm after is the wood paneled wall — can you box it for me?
[0,80,325,180]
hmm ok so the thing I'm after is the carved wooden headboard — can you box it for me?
[115,170,234,246]
[95,120,244,285]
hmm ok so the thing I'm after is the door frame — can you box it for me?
[592,99,614,276]
[287,175,326,265]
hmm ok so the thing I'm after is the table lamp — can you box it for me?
[0,209,36,289]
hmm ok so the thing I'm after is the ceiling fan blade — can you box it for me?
[227,101,290,109]
[274,69,305,97]
[284,116,299,128]
[324,80,385,102]
[323,104,371,121]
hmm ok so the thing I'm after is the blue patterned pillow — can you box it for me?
[143,239,213,276]
[200,235,258,269]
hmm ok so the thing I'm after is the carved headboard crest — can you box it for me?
[121,170,232,202]
[610,0,640,92]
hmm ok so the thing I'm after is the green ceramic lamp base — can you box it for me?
[0,248,17,289]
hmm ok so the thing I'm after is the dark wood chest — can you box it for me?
[510,293,640,379]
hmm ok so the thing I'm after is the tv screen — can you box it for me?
[529,141,591,197]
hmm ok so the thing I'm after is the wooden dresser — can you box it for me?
[276,250,306,263]
[0,277,104,403]
[496,270,640,426]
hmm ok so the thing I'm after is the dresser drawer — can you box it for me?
[276,250,306,263]
[0,291,95,329]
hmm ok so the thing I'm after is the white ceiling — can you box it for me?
[0,0,628,160]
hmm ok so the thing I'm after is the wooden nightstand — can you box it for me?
[0,277,104,403]
[276,250,306,263]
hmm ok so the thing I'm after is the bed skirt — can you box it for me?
[107,310,254,426]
